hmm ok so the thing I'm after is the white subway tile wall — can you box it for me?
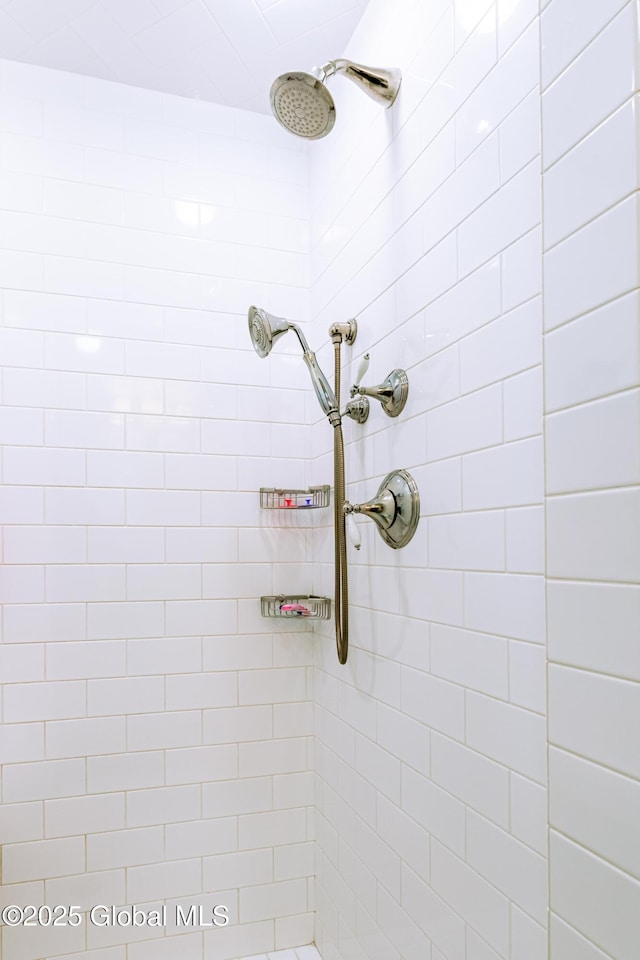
[542,2,640,959]
[308,2,546,960]
[0,57,315,960]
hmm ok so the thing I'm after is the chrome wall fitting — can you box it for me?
[344,468,420,549]
[350,353,409,419]
[330,318,357,345]
[343,397,370,423]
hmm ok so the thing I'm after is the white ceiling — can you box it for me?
[0,0,369,113]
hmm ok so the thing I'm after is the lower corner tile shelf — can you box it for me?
[260,595,332,620]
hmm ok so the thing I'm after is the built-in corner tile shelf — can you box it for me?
[259,485,330,510]
[260,595,332,620]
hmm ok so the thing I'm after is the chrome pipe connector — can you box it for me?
[329,318,358,345]
[343,397,370,424]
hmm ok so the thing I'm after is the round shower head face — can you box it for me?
[248,305,291,358]
[248,305,273,358]
[270,72,335,139]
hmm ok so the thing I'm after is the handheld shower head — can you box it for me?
[270,60,401,139]
[248,305,291,358]
[247,305,339,423]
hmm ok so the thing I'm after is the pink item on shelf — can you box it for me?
[279,603,311,616]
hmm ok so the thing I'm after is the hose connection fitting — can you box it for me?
[329,319,357,345]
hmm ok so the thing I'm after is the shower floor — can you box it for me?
[235,946,320,960]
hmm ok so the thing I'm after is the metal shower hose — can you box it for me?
[333,337,349,664]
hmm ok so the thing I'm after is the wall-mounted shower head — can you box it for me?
[270,59,401,139]
[270,72,336,140]
[248,305,339,423]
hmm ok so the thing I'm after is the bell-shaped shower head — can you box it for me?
[270,59,401,139]
[248,305,291,358]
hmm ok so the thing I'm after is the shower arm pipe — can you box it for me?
[331,330,349,665]
[316,59,364,81]
[313,59,402,107]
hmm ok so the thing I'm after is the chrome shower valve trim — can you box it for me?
[352,368,409,418]
[344,469,420,550]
